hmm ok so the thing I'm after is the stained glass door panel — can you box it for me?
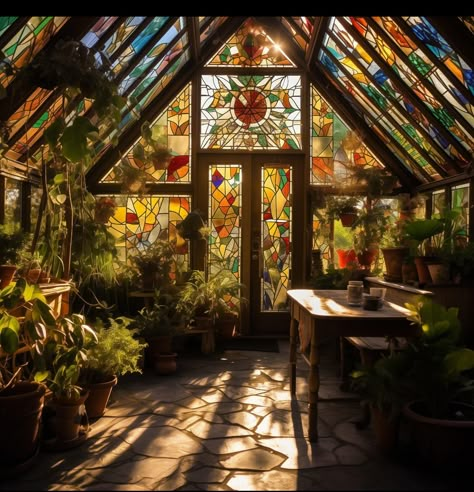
[203,155,303,335]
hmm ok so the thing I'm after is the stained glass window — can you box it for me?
[451,183,470,235]
[0,17,18,37]
[104,194,191,269]
[208,165,242,280]
[261,165,292,312]
[3,178,22,231]
[102,83,191,184]
[206,18,294,67]
[0,17,68,89]
[201,74,301,150]
[348,17,472,161]
[310,84,385,184]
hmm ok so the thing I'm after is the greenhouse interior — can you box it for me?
[0,15,473,490]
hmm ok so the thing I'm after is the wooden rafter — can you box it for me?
[0,16,101,122]
[86,16,247,188]
[256,16,419,190]
[187,16,201,63]
[391,16,473,107]
[321,41,442,180]
[305,16,329,68]
[340,17,472,164]
[366,17,474,147]
[426,16,474,69]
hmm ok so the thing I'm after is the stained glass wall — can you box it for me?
[208,165,242,280]
[261,166,292,311]
[451,183,470,236]
[200,74,301,150]
[311,84,384,184]
[206,18,294,67]
[102,84,191,183]
[104,194,191,270]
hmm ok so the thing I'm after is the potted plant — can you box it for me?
[0,225,28,288]
[80,316,147,418]
[399,298,474,467]
[130,239,176,291]
[351,202,391,270]
[131,284,188,374]
[35,313,98,446]
[0,279,55,468]
[325,195,360,227]
[350,343,411,454]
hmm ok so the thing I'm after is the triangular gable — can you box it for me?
[206,18,295,67]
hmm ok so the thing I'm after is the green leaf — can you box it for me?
[0,316,20,353]
[44,118,65,147]
[444,348,474,376]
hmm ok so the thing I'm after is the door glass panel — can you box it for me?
[208,164,242,280]
[261,165,292,311]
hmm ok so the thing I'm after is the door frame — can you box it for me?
[195,152,306,336]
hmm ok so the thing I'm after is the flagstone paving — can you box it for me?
[0,339,471,491]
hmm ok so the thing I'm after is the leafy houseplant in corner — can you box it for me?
[400,298,474,468]
[81,316,147,418]
[0,279,55,470]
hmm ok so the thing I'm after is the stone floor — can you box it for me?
[1,338,471,491]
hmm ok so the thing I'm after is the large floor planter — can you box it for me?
[402,400,474,467]
[0,264,17,288]
[0,381,46,468]
[154,352,178,375]
[84,375,118,419]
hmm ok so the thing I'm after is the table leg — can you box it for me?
[289,312,297,395]
[308,322,320,442]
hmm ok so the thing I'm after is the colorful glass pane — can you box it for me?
[459,16,474,35]
[102,83,191,184]
[200,17,227,46]
[0,17,68,88]
[348,17,473,158]
[321,18,467,177]
[311,84,387,184]
[0,17,18,37]
[375,17,474,130]
[119,18,184,94]
[451,183,470,235]
[208,165,242,283]
[261,165,292,312]
[3,177,22,231]
[100,17,146,58]
[201,74,301,150]
[104,194,191,267]
[81,17,118,48]
[280,17,310,52]
[404,17,474,96]
[206,18,294,67]
[111,17,169,75]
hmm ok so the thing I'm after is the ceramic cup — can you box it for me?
[369,287,386,300]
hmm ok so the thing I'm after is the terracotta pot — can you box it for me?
[381,247,409,283]
[337,249,357,269]
[339,211,358,227]
[52,390,89,442]
[0,264,17,288]
[426,263,450,285]
[154,352,178,375]
[84,375,118,419]
[403,401,474,467]
[357,249,378,269]
[413,256,433,286]
[0,382,46,466]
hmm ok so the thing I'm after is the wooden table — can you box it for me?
[288,289,419,442]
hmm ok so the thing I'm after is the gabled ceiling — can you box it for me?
[0,16,473,190]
